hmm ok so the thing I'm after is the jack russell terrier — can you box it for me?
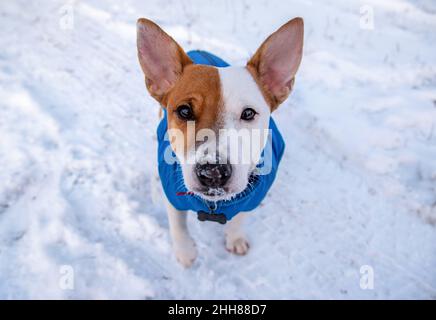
[136,18,303,267]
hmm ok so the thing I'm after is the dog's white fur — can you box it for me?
[180,67,271,202]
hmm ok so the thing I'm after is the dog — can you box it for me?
[136,18,303,267]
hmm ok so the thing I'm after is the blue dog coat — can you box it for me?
[157,50,285,223]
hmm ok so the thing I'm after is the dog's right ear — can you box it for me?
[137,18,192,103]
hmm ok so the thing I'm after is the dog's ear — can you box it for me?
[247,18,304,110]
[137,18,192,103]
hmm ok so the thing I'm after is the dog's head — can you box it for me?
[137,18,303,201]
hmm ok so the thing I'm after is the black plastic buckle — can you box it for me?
[197,211,227,224]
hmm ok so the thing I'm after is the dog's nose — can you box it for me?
[195,163,232,188]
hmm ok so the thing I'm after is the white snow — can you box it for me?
[0,0,435,299]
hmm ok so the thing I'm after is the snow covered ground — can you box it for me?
[0,0,435,299]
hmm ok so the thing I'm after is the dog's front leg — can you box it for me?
[225,213,250,255]
[165,198,197,267]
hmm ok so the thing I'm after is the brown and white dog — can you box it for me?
[136,18,303,267]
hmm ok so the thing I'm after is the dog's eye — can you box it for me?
[240,108,257,121]
[176,104,195,121]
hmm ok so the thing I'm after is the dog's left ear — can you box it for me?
[247,18,304,110]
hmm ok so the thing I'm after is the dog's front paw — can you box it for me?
[226,236,250,255]
[174,236,197,268]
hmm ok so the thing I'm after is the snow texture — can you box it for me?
[0,0,435,299]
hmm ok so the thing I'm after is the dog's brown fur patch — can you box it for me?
[162,64,222,155]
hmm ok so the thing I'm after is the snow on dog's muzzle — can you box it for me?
[195,163,232,188]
